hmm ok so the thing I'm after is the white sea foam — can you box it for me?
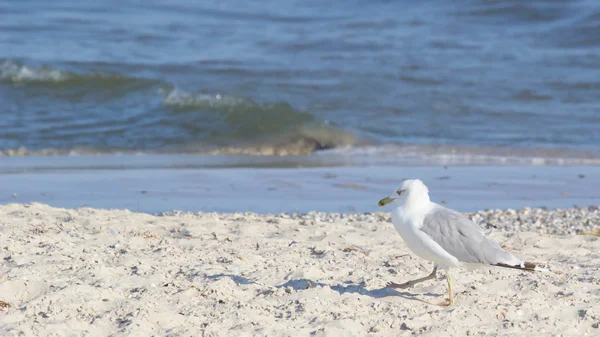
[0,60,67,83]
[317,144,600,166]
[161,88,245,108]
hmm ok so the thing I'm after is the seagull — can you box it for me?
[378,179,536,306]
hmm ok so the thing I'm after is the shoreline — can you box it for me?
[2,144,600,165]
[1,203,599,336]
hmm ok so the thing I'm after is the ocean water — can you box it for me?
[1,0,600,162]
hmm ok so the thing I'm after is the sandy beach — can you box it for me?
[1,203,598,336]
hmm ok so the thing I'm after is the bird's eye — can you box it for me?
[396,189,404,195]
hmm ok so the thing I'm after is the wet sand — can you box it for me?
[0,155,598,213]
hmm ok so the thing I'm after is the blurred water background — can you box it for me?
[1,0,599,165]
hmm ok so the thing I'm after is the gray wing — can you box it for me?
[420,205,519,265]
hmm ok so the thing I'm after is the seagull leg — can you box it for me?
[447,271,455,306]
[387,265,438,289]
[438,271,455,307]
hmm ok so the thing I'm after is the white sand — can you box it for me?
[1,203,599,336]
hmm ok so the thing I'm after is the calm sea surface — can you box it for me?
[1,0,600,161]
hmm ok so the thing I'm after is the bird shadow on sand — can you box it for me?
[278,279,441,305]
[208,274,437,305]
[208,273,255,285]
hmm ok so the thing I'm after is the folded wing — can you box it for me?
[420,205,523,267]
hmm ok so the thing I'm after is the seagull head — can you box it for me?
[378,179,430,207]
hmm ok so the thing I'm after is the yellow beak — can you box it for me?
[378,197,395,207]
